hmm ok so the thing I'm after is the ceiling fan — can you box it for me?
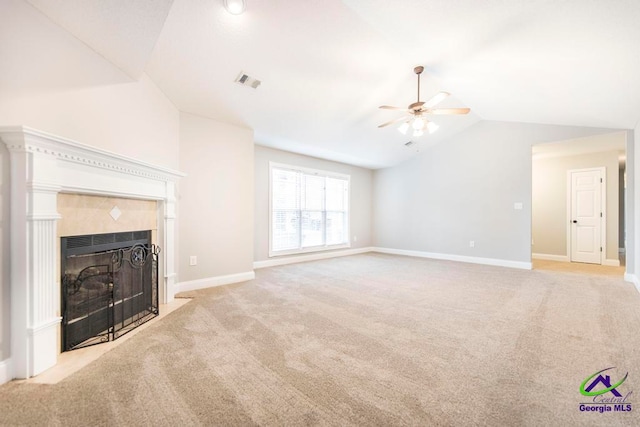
[378,66,470,137]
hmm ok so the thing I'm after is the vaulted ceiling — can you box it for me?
[24,0,640,168]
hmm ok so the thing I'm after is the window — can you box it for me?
[270,163,350,256]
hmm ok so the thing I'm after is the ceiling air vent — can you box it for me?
[234,71,261,89]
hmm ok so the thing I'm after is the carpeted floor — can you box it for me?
[1,253,639,426]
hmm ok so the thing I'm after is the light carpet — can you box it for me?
[1,253,639,426]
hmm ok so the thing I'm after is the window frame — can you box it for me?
[269,161,350,257]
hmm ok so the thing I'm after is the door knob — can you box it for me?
[572,220,578,223]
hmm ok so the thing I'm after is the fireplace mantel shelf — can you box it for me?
[0,126,185,182]
[0,125,184,382]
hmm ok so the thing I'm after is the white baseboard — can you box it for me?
[532,253,620,267]
[0,358,11,385]
[253,247,374,269]
[175,271,255,293]
[532,253,569,262]
[624,273,640,294]
[372,247,532,270]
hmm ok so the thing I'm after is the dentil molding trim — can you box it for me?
[0,125,185,181]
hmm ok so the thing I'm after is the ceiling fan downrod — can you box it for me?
[414,65,424,104]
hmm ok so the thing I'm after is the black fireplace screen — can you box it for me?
[61,231,160,351]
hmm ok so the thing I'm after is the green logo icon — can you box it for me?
[580,367,628,397]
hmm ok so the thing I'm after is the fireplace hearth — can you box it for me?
[61,231,160,351]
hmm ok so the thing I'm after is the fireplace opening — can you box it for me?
[61,230,160,351]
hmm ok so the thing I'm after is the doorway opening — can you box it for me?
[531,131,626,276]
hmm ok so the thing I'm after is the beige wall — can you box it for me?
[631,126,638,277]
[619,166,625,249]
[532,150,620,260]
[624,122,640,276]
[254,146,373,262]
[0,146,9,364]
[178,112,254,282]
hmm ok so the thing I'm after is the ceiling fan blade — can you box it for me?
[378,116,410,128]
[379,105,408,111]
[426,107,470,115]
[423,91,449,108]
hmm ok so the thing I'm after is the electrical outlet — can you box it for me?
[532,239,535,245]
[469,240,475,248]
[189,255,197,266]
[353,235,357,242]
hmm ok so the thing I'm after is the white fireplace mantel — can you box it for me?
[0,125,185,381]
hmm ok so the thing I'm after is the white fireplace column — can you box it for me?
[0,126,185,380]
[161,186,178,303]
[6,144,62,378]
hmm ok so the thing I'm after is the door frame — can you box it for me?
[566,167,606,264]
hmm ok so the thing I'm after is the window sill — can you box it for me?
[269,243,351,258]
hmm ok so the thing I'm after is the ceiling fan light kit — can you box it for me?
[379,65,470,138]
[398,122,410,134]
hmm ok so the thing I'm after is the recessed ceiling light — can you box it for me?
[223,0,246,15]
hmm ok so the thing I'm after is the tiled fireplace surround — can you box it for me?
[0,126,184,381]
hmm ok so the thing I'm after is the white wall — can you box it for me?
[0,0,180,169]
[0,0,180,369]
[532,149,620,260]
[254,145,373,262]
[178,113,254,282]
[373,121,622,265]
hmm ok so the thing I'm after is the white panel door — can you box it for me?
[570,169,602,264]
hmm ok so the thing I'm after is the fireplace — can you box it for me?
[61,231,159,351]
[0,126,184,381]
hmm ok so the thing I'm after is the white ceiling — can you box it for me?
[25,0,640,169]
[26,0,174,79]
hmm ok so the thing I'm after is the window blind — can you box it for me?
[270,164,350,255]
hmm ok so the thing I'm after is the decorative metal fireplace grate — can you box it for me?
[61,230,160,351]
